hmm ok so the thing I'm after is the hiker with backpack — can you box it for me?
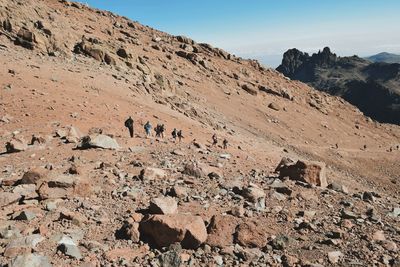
[124,116,134,138]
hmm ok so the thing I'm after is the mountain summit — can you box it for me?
[277,47,400,125]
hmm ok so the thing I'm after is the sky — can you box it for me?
[77,0,400,67]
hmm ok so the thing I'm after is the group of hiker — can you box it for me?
[124,116,228,148]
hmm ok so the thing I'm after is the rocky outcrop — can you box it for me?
[275,158,328,188]
[277,47,400,125]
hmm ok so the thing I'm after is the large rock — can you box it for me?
[241,185,265,203]
[9,253,52,267]
[182,163,206,178]
[0,192,21,207]
[207,215,239,248]
[235,220,268,248]
[149,196,178,214]
[140,167,167,180]
[78,134,120,150]
[140,214,207,249]
[275,158,328,188]
[5,137,28,153]
[4,234,44,258]
[37,174,89,200]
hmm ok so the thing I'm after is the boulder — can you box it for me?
[275,158,328,188]
[140,214,207,249]
[140,167,167,180]
[149,196,178,214]
[0,192,21,207]
[207,215,239,248]
[241,185,265,203]
[9,254,52,267]
[235,220,268,248]
[182,163,206,178]
[6,137,28,153]
[268,102,281,111]
[19,168,47,185]
[78,134,120,150]
[4,234,44,258]
[117,47,130,58]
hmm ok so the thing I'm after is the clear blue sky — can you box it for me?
[78,0,400,67]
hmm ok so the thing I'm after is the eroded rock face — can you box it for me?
[139,214,207,249]
[275,158,328,188]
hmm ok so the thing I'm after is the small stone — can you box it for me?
[214,255,223,265]
[13,210,36,221]
[328,251,343,264]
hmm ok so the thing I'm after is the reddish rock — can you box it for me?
[207,215,239,248]
[140,214,207,249]
[235,220,268,248]
[275,158,328,188]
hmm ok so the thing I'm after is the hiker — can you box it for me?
[223,138,228,149]
[171,128,177,142]
[212,134,218,146]
[124,116,134,138]
[155,124,165,138]
[177,130,184,142]
[144,121,152,137]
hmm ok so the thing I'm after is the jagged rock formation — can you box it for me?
[277,47,400,125]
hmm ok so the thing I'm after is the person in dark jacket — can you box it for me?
[177,130,184,142]
[124,116,134,138]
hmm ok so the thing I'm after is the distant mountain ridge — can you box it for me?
[366,52,400,64]
[276,47,400,125]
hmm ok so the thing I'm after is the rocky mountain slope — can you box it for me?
[0,0,399,266]
[276,47,400,125]
[367,52,400,64]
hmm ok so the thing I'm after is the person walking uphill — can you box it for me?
[144,121,152,137]
[125,116,134,138]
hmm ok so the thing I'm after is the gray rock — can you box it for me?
[328,251,343,264]
[159,243,182,267]
[341,209,358,219]
[388,207,400,218]
[58,243,82,259]
[4,234,44,258]
[57,235,82,259]
[12,184,38,199]
[13,210,36,221]
[9,253,52,267]
[78,134,120,150]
